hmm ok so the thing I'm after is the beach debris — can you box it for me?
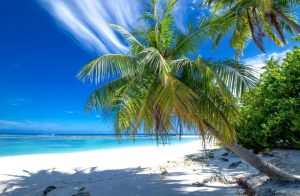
[72,192,91,196]
[193,173,235,186]
[258,148,272,156]
[228,161,242,169]
[183,160,192,166]
[192,181,204,187]
[207,151,214,159]
[160,167,168,175]
[71,186,90,196]
[22,170,30,174]
[219,158,229,162]
[202,172,235,184]
[43,186,56,195]
[222,152,229,156]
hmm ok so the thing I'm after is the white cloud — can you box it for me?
[65,110,75,114]
[242,49,291,69]
[0,120,59,131]
[38,0,142,55]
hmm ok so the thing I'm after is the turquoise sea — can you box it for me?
[0,134,199,157]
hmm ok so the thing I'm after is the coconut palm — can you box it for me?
[203,0,300,59]
[78,0,298,181]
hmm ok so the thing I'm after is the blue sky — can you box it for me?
[0,0,297,134]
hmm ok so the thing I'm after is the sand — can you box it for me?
[0,140,299,196]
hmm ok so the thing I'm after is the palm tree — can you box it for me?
[78,0,298,181]
[203,0,300,59]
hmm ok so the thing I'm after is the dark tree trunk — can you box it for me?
[205,122,298,181]
[271,7,300,34]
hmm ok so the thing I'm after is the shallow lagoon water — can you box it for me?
[0,134,199,157]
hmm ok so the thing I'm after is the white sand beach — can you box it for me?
[0,141,299,196]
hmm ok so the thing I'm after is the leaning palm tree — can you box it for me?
[78,0,298,181]
[203,0,300,59]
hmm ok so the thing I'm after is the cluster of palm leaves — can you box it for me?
[78,0,258,144]
[204,0,300,59]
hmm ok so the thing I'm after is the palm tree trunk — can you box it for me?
[271,7,300,34]
[205,122,298,181]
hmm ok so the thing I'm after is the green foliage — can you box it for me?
[292,34,300,41]
[203,0,300,59]
[237,47,300,151]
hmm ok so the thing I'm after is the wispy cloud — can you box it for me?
[38,0,201,55]
[0,119,113,133]
[174,0,202,33]
[242,49,291,69]
[0,120,58,131]
[38,0,142,54]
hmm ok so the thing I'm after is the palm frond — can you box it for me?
[85,77,129,112]
[77,54,137,84]
[257,11,283,47]
[168,19,209,57]
[201,59,258,97]
[140,47,171,74]
[159,0,177,51]
[111,24,145,54]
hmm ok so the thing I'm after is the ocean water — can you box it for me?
[0,134,199,157]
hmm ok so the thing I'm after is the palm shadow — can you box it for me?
[1,165,240,196]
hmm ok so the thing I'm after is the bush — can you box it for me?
[237,47,300,152]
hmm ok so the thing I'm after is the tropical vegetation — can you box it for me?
[237,47,300,152]
[204,0,300,59]
[78,0,298,181]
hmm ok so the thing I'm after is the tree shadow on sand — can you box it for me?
[1,164,240,196]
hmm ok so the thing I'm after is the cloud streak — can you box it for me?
[0,119,113,134]
[173,0,203,33]
[0,120,58,131]
[38,0,200,55]
[39,0,142,55]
